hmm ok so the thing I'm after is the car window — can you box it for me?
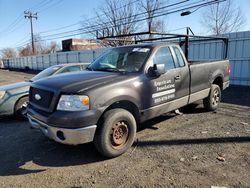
[60,65,81,73]
[173,47,185,67]
[153,47,175,71]
[31,66,62,81]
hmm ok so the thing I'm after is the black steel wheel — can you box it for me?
[94,108,136,158]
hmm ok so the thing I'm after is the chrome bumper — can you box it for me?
[28,114,97,145]
[223,81,230,90]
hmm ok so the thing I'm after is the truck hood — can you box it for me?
[0,81,30,91]
[32,71,137,93]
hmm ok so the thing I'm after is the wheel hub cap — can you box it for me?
[212,89,220,106]
[111,121,129,147]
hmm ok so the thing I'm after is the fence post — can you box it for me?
[56,53,58,65]
[93,50,96,61]
[78,52,80,62]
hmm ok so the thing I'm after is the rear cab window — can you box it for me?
[173,47,186,67]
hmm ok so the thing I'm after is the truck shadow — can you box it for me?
[137,113,176,132]
[136,136,250,147]
[0,116,27,123]
[0,107,248,177]
[0,124,106,176]
[1,115,176,177]
[222,85,250,107]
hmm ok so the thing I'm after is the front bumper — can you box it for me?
[27,104,101,129]
[28,114,97,145]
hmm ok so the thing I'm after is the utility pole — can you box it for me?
[24,11,37,55]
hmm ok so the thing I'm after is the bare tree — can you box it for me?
[18,45,33,57]
[138,0,166,34]
[18,36,60,57]
[85,0,138,47]
[201,0,246,35]
[0,48,17,59]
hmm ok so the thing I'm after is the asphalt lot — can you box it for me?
[0,69,249,188]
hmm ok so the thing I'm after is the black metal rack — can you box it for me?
[96,27,229,60]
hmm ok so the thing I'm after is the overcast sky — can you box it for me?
[0,0,249,49]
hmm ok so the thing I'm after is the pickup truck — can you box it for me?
[27,43,230,158]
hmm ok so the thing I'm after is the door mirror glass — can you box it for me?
[148,64,165,77]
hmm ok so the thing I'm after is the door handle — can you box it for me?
[175,75,181,80]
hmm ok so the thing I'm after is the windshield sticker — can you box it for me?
[132,48,150,53]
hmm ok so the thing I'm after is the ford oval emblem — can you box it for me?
[35,94,41,101]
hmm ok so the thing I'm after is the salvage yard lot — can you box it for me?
[0,69,249,188]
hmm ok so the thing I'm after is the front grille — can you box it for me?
[29,87,54,110]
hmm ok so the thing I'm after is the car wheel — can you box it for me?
[203,84,221,111]
[15,96,28,119]
[94,108,137,158]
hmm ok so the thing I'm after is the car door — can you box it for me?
[142,46,177,108]
[142,46,189,117]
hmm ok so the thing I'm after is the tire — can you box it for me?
[94,108,137,158]
[14,96,28,119]
[203,84,221,111]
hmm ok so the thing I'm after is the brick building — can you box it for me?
[62,39,101,51]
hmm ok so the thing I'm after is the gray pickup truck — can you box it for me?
[27,42,230,158]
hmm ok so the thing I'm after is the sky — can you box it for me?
[0,0,250,50]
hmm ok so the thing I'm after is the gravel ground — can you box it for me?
[0,69,249,188]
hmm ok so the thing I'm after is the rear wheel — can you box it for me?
[94,108,136,158]
[203,84,221,111]
[14,96,28,119]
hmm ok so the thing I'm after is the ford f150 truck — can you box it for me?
[27,42,230,158]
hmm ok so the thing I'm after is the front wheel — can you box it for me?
[94,108,136,158]
[203,84,221,111]
[14,96,28,119]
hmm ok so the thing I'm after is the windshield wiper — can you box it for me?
[86,66,93,71]
[94,67,121,72]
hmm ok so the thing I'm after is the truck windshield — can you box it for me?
[87,47,151,72]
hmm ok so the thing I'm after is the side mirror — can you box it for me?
[148,64,165,77]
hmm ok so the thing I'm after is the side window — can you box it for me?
[60,65,81,73]
[153,47,175,71]
[173,47,185,67]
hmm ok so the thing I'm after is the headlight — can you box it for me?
[0,91,6,99]
[57,95,89,111]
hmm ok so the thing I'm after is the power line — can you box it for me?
[15,0,225,48]
[37,0,64,13]
[27,0,51,11]
[39,0,190,39]
[0,14,23,35]
[37,22,81,35]
[38,0,208,40]
[0,0,50,36]
[35,0,224,43]
[36,0,139,35]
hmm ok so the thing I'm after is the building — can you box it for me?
[62,39,101,51]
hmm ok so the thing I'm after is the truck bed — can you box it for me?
[188,60,230,97]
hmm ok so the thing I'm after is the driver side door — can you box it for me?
[141,46,180,120]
